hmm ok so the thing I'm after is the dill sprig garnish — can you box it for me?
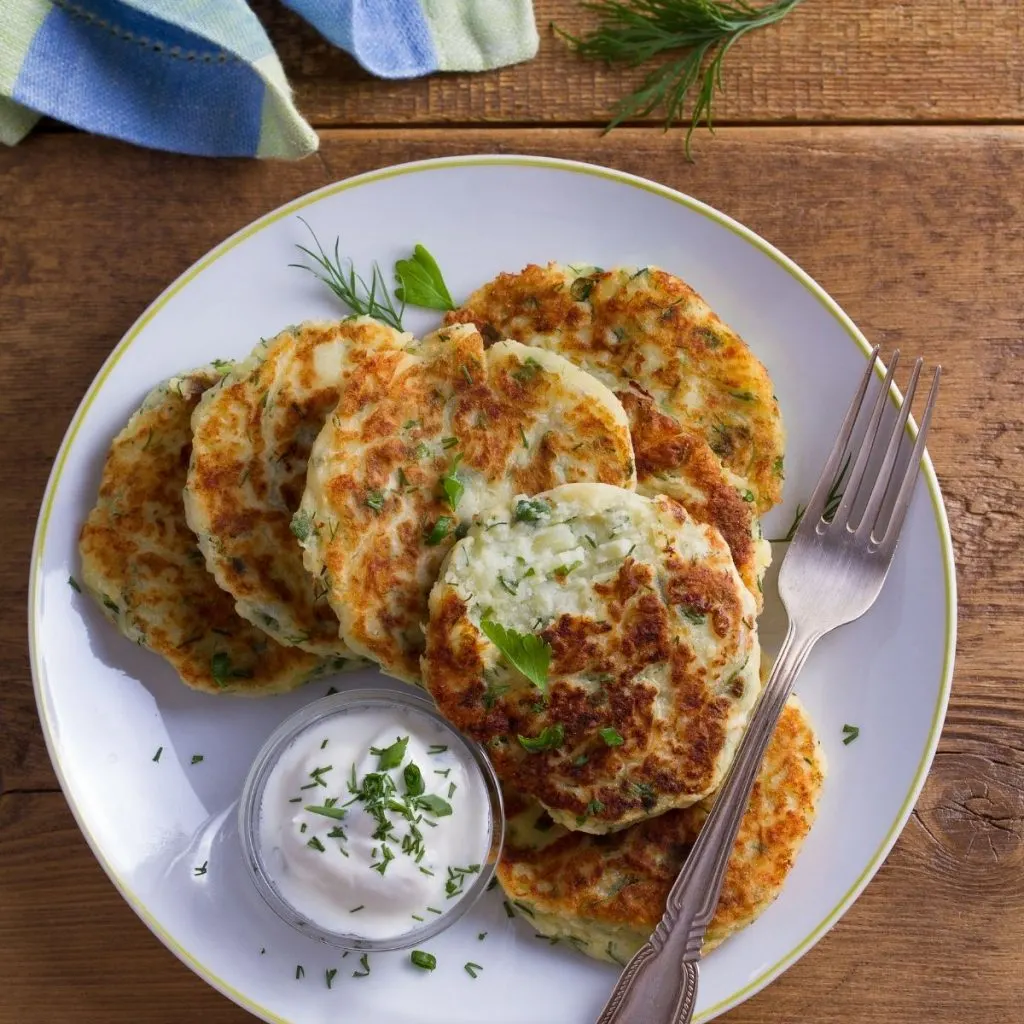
[291,218,406,330]
[776,452,852,543]
[557,0,805,158]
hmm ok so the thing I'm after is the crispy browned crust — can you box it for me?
[422,489,759,833]
[447,262,784,513]
[78,368,326,694]
[497,697,825,953]
[617,389,760,603]
[306,326,636,683]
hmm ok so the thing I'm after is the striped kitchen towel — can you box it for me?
[0,0,538,158]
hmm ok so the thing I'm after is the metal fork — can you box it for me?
[594,349,941,1024]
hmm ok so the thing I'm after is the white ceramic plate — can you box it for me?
[30,156,955,1024]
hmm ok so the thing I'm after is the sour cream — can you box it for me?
[257,704,493,941]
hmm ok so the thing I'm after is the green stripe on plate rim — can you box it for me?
[28,154,956,1024]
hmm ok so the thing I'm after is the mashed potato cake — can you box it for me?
[296,323,636,685]
[498,696,825,962]
[619,388,770,607]
[447,262,781,593]
[185,318,414,657]
[422,482,761,833]
[79,366,328,695]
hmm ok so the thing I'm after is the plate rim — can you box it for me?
[28,153,957,1023]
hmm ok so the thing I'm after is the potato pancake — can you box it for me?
[447,262,782,591]
[296,323,636,685]
[422,482,761,833]
[497,696,825,962]
[184,318,415,657]
[78,366,329,695]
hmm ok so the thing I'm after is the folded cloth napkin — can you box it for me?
[0,0,538,157]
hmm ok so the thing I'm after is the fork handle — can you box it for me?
[594,623,820,1024]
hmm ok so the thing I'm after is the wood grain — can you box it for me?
[2,126,1022,1021]
[251,0,1024,128]
[2,788,1021,1024]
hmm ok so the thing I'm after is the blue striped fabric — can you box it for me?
[282,0,438,79]
[0,0,538,158]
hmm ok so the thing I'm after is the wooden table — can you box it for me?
[2,2,1022,1021]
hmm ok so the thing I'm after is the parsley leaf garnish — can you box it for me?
[552,560,582,579]
[440,454,464,511]
[512,356,542,383]
[210,652,253,689]
[480,620,551,693]
[518,723,564,753]
[411,950,437,971]
[483,680,510,709]
[513,498,551,523]
[394,244,455,311]
[415,794,453,817]
[425,516,453,545]
[371,735,409,770]
[599,726,624,747]
[404,763,425,796]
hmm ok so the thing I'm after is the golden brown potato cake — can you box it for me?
[422,483,761,833]
[497,696,825,963]
[619,389,769,607]
[184,318,414,658]
[296,323,636,685]
[78,366,328,695]
[447,262,782,594]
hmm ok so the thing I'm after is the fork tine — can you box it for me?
[829,351,900,532]
[877,366,941,549]
[798,347,880,531]
[855,357,923,539]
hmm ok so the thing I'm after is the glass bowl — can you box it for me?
[238,685,504,951]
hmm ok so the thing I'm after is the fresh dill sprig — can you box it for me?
[557,0,805,158]
[776,453,852,543]
[290,218,406,330]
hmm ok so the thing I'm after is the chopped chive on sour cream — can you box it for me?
[258,706,492,941]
